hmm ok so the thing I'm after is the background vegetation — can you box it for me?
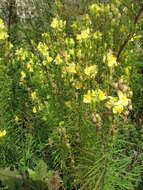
[0,0,143,189]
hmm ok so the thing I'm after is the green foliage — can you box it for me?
[0,0,143,189]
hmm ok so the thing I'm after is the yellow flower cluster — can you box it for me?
[0,19,8,41]
[83,89,106,104]
[66,62,76,74]
[55,54,62,65]
[89,3,110,16]
[51,18,66,31]
[15,48,28,61]
[76,28,90,42]
[84,65,98,78]
[37,42,53,63]
[106,91,130,114]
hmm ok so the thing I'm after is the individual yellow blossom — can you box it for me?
[21,71,26,80]
[15,116,19,124]
[47,55,53,63]
[106,52,117,67]
[42,61,46,66]
[84,65,97,78]
[0,130,6,138]
[106,96,116,109]
[27,63,33,72]
[117,90,129,106]
[83,90,92,104]
[31,92,36,101]
[55,54,62,65]
[51,18,59,29]
[33,107,37,113]
[97,89,106,101]
[66,62,76,74]
[83,90,96,104]
[93,31,102,40]
[37,42,49,57]
[113,104,124,114]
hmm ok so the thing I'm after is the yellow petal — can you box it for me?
[0,130,6,138]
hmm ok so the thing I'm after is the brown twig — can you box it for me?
[116,5,143,62]
[8,0,17,41]
[8,2,13,40]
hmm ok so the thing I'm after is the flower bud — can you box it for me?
[124,110,129,116]
[122,85,128,93]
[129,105,133,110]
[129,91,133,97]
[118,78,124,85]
[92,115,97,123]
[66,142,71,149]
[118,83,124,91]
[113,83,118,90]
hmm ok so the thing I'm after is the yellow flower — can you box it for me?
[51,18,66,30]
[42,61,46,66]
[0,19,5,29]
[15,116,19,124]
[66,62,76,74]
[77,49,82,58]
[51,18,59,29]
[0,130,6,138]
[113,104,124,114]
[76,34,82,41]
[93,31,102,40]
[0,19,8,41]
[55,54,62,65]
[77,28,90,42]
[47,55,53,63]
[33,107,37,113]
[98,89,106,101]
[84,65,97,78]
[21,71,26,80]
[0,31,8,41]
[31,92,36,101]
[27,63,33,72]
[106,96,116,109]
[37,42,49,57]
[69,49,74,56]
[117,90,129,106]
[81,28,90,40]
[106,52,117,67]
[83,91,92,104]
